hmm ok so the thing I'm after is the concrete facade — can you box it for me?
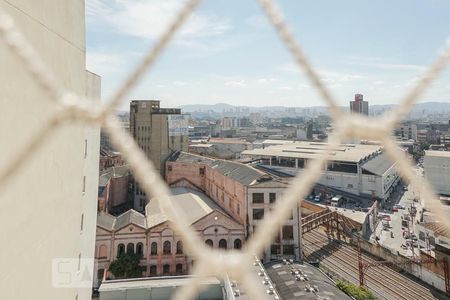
[130,100,188,211]
[98,165,131,214]
[0,1,100,299]
[424,150,450,196]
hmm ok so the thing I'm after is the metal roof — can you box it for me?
[145,187,229,228]
[242,141,382,163]
[264,261,351,300]
[170,152,266,186]
[361,153,395,176]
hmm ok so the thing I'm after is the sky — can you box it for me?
[86,0,450,109]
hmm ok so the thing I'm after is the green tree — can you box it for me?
[336,280,377,300]
[108,252,142,279]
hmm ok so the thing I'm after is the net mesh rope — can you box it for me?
[1,0,450,299]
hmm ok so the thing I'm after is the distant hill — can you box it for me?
[179,101,450,115]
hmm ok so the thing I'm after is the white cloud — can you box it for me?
[225,80,247,87]
[87,0,230,40]
[343,56,426,71]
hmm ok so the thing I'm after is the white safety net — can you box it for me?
[1,0,450,299]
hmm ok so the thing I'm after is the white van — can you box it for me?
[331,195,344,207]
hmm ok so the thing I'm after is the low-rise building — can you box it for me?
[98,165,132,214]
[166,152,302,261]
[424,150,450,196]
[189,138,253,159]
[94,187,245,288]
[242,141,399,201]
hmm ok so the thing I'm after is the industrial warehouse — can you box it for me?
[242,141,400,201]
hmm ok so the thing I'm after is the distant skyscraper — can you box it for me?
[130,100,188,210]
[350,93,369,115]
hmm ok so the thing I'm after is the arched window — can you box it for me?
[151,242,157,255]
[219,239,227,249]
[117,244,125,257]
[150,265,157,276]
[126,243,134,254]
[99,245,107,258]
[163,241,171,254]
[234,239,242,249]
[176,263,183,274]
[205,239,213,247]
[176,241,183,254]
[136,243,143,257]
[163,264,170,275]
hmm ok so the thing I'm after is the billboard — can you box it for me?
[168,114,189,136]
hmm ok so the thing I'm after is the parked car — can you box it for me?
[392,206,399,212]
[403,186,408,191]
[314,195,322,202]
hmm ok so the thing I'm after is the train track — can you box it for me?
[303,230,440,300]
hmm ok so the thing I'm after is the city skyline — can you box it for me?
[87,0,450,109]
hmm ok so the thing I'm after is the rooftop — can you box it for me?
[170,152,268,186]
[97,187,234,231]
[264,260,351,300]
[420,222,450,239]
[145,187,225,228]
[99,276,223,300]
[242,141,382,163]
[425,150,450,158]
[360,153,395,176]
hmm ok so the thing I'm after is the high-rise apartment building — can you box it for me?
[0,1,100,299]
[350,93,369,115]
[130,100,188,210]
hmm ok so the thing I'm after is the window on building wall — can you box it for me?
[136,243,143,257]
[419,231,425,241]
[253,209,264,220]
[163,241,171,254]
[176,241,183,254]
[237,203,240,215]
[269,193,276,203]
[199,167,205,175]
[163,264,170,275]
[127,243,134,254]
[234,239,242,249]
[80,214,84,231]
[271,244,280,256]
[99,245,107,259]
[150,265,157,276]
[252,193,264,203]
[84,139,88,158]
[283,244,294,255]
[176,264,183,274]
[219,239,227,249]
[205,239,213,247]
[82,176,86,193]
[151,242,157,255]
[168,165,173,172]
[117,244,125,257]
[282,225,294,240]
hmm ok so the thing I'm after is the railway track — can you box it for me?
[303,230,441,300]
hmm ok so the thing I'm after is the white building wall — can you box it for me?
[0,1,98,299]
[79,71,101,298]
[424,152,450,195]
